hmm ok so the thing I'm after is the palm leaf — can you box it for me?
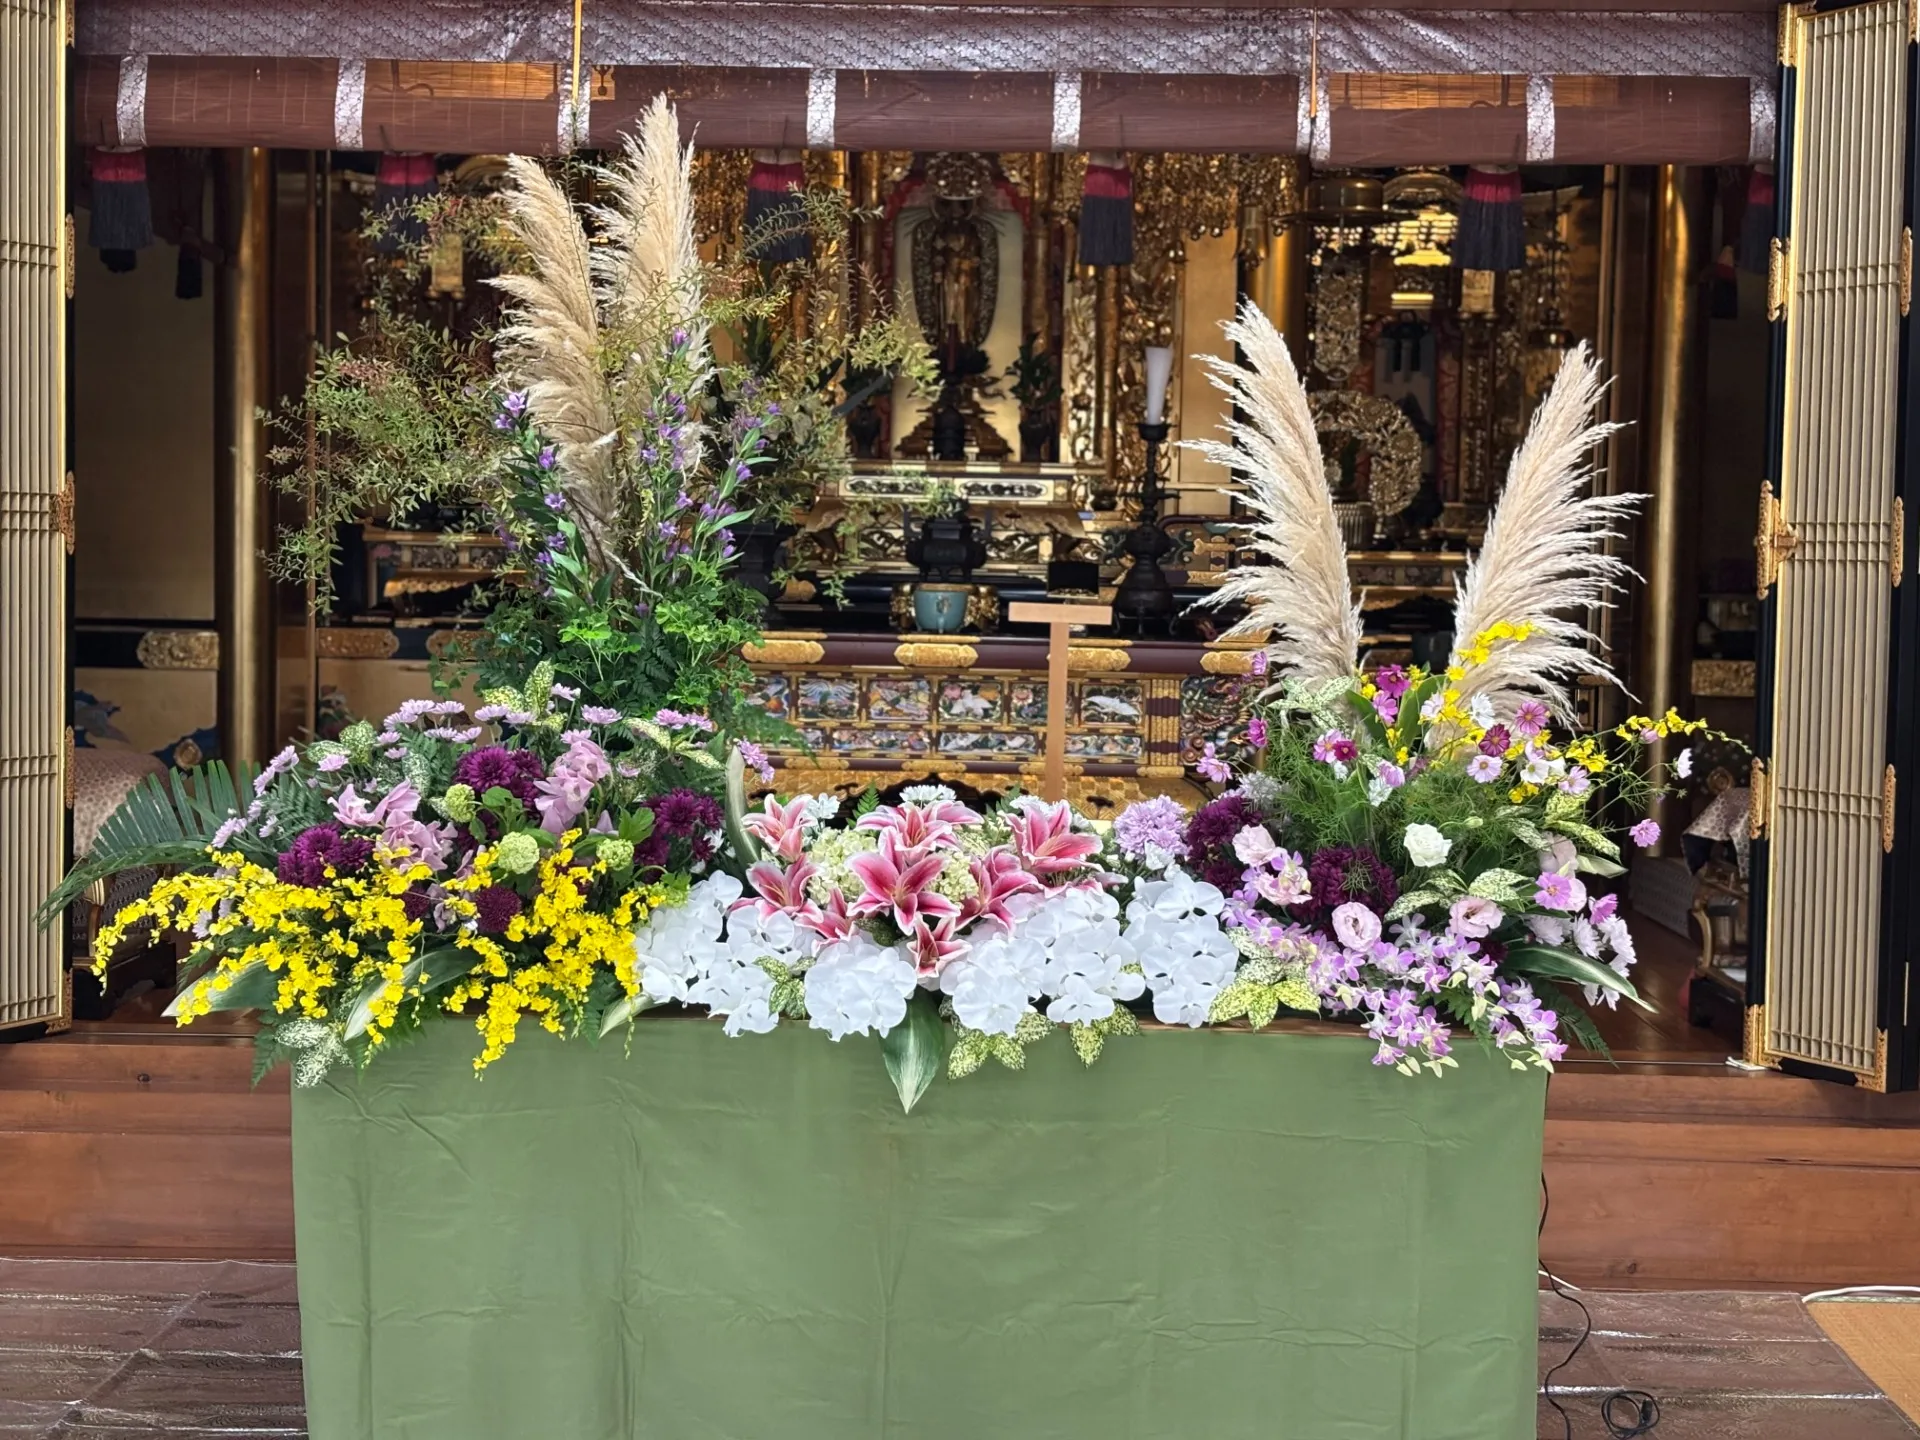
[37,760,259,926]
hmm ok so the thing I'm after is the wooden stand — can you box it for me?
[1006,601,1113,802]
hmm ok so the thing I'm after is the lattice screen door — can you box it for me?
[1749,0,1916,1090]
[0,0,70,1032]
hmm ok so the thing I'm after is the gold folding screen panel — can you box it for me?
[0,0,69,1029]
[1757,0,1909,1084]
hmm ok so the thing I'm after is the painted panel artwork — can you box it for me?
[937,729,1036,756]
[938,679,1003,723]
[1008,681,1048,724]
[867,676,934,723]
[798,676,860,721]
[1078,681,1143,726]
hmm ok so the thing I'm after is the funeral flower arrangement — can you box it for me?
[80,667,748,1084]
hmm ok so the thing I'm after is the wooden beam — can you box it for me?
[1009,602,1114,803]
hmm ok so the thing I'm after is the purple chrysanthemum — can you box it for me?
[472,885,524,934]
[452,745,546,808]
[1305,845,1399,924]
[276,824,375,887]
[1185,793,1258,891]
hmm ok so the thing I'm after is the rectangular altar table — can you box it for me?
[293,1022,1546,1439]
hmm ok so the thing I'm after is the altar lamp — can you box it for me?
[1112,345,1179,633]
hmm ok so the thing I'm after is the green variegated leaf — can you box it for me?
[1068,1023,1104,1065]
[1245,988,1280,1030]
[1386,888,1449,921]
[1574,853,1627,878]
[946,1028,989,1080]
[1467,868,1529,903]
[1507,819,1550,849]
[1549,819,1620,860]
[989,1035,1027,1070]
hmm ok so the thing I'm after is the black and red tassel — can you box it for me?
[1738,166,1775,275]
[744,150,810,264]
[1453,166,1524,273]
[1078,152,1134,268]
[372,153,437,252]
[87,147,153,273]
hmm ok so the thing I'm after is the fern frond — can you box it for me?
[1447,343,1641,723]
[37,761,260,926]
[1187,301,1362,683]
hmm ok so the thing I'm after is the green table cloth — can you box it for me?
[292,1021,1546,1440]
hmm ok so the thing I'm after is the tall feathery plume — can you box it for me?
[1189,301,1362,683]
[490,155,619,559]
[587,95,709,475]
[1447,342,1641,723]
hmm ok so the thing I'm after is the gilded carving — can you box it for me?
[54,472,75,553]
[1689,660,1755,699]
[426,630,480,661]
[895,641,978,669]
[316,628,401,660]
[1066,645,1130,673]
[1309,392,1424,519]
[1200,649,1255,676]
[743,639,826,665]
[136,629,220,670]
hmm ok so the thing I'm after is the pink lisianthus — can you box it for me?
[1629,818,1661,849]
[535,733,612,835]
[1007,799,1101,880]
[1448,896,1503,939]
[1232,824,1281,868]
[848,831,961,932]
[1332,902,1382,951]
[332,780,421,830]
[745,794,813,863]
[958,847,1044,930]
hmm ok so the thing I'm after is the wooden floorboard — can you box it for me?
[3,1024,1917,1287]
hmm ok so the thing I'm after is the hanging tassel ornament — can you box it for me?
[743,149,811,264]
[1453,166,1524,273]
[1078,152,1134,267]
[88,147,154,273]
[1738,166,1775,275]
[372,153,437,252]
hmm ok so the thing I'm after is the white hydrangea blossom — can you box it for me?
[804,934,917,1041]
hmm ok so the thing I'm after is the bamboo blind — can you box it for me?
[0,0,68,1028]
[1765,0,1907,1079]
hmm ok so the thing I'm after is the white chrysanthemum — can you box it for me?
[804,934,916,1041]
[899,784,957,805]
[940,932,1046,1036]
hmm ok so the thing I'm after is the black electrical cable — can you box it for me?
[1539,1171,1662,1438]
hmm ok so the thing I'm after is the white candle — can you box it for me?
[1143,345,1174,426]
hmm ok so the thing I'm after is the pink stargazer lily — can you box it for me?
[958,847,1043,930]
[908,916,970,976]
[796,888,855,946]
[856,800,979,856]
[744,794,812,862]
[740,856,822,924]
[847,831,960,933]
[1007,800,1100,880]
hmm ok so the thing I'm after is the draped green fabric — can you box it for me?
[293,1021,1545,1440]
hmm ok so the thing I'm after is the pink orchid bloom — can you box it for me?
[847,831,960,933]
[745,794,813,863]
[958,846,1043,930]
[740,856,822,922]
[1007,800,1100,880]
[908,916,970,976]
